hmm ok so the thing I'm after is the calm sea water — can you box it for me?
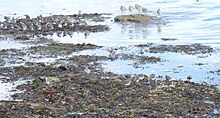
[0,0,220,100]
[0,0,220,46]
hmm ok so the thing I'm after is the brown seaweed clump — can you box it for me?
[0,50,219,117]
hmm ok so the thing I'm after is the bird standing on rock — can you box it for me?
[120,5,127,14]
[20,22,27,31]
[4,16,10,22]
[83,18,89,26]
[84,66,91,75]
[165,75,172,81]
[24,15,30,20]
[124,78,132,86]
[142,8,152,15]
[10,17,16,24]
[187,75,192,82]
[135,4,143,13]
[78,10,82,17]
[149,74,156,80]
[128,6,135,13]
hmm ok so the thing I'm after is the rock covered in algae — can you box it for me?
[114,14,162,24]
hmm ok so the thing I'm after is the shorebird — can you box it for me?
[10,17,16,24]
[187,75,192,82]
[84,66,91,75]
[149,74,156,80]
[142,8,152,15]
[67,31,73,38]
[165,75,172,81]
[83,18,89,26]
[157,8,161,16]
[125,78,132,86]
[78,10,82,17]
[135,4,143,13]
[29,23,35,31]
[128,5,135,13]
[20,22,27,30]
[45,22,54,30]
[102,67,108,75]
[120,5,127,14]
[56,31,62,37]
[24,15,30,19]
[84,30,90,39]
[100,67,108,79]
[4,16,10,22]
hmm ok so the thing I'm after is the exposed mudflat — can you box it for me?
[0,39,219,117]
[0,5,219,117]
[135,43,214,54]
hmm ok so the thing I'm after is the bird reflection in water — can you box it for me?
[120,22,153,40]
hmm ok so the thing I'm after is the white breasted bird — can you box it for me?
[142,8,152,15]
[125,79,132,86]
[135,4,143,13]
[4,16,10,22]
[149,74,156,80]
[120,5,127,14]
[84,66,91,75]
[78,10,82,17]
[128,6,135,13]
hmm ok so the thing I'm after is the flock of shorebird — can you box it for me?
[120,4,160,15]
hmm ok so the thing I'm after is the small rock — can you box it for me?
[14,35,30,40]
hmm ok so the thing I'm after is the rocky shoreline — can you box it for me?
[0,41,219,117]
[0,13,219,117]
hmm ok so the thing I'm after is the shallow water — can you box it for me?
[0,77,27,100]
[0,39,29,50]
[71,46,220,86]
[0,0,220,99]
[1,0,220,45]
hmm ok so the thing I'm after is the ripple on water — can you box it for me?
[0,0,220,46]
